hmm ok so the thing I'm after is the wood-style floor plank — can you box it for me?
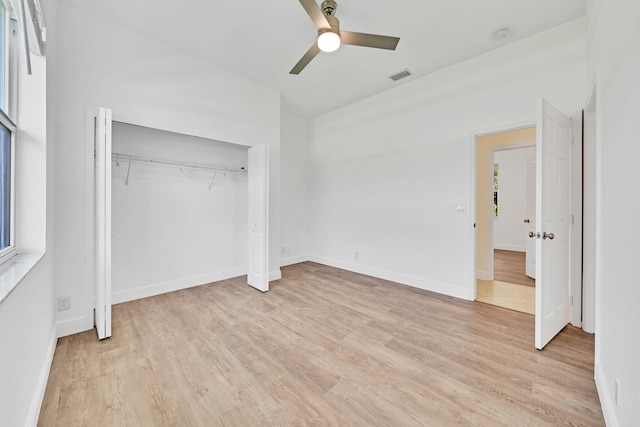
[494,249,535,287]
[476,279,535,314]
[38,262,603,426]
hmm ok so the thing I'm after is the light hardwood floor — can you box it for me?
[476,250,535,314]
[494,249,535,288]
[39,262,603,426]
[476,279,535,315]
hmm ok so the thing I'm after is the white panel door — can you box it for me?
[535,99,571,350]
[95,107,112,339]
[247,144,269,292]
[525,153,536,279]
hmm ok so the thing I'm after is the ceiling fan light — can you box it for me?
[318,31,340,52]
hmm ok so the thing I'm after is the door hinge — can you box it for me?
[570,214,574,225]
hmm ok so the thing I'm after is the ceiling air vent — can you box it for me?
[389,69,412,82]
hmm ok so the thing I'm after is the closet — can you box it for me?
[110,122,250,303]
[92,107,269,339]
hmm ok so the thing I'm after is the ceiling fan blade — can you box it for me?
[298,0,330,30]
[290,43,321,75]
[340,31,400,50]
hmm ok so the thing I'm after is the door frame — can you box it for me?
[582,78,599,334]
[569,111,584,328]
[471,119,535,301]
[471,115,584,333]
[487,142,536,277]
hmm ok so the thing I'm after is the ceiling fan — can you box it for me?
[290,0,400,75]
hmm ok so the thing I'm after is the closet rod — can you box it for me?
[111,152,247,175]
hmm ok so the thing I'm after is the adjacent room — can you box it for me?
[475,127,537,315]
[0,1,638,426]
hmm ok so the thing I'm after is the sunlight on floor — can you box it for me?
[476,280,535,315]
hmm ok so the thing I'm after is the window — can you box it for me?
[493,163,499,217]
[0,0,47,305]
[0,1,15,263]
[0,115,13,254]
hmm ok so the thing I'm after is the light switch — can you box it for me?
[455,203,467,212]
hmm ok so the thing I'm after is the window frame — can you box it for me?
[0,2,16,264]
[0,107,15,262]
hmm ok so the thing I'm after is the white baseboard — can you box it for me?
[269,268,282,281]
[476,270,493,281]
[494,245,526,252]
[26,326,57,427]
[595,361,619,427]
[57,315,93,338]
[112,267,247,305]
[310,255,471,301]
[280,254,310,267]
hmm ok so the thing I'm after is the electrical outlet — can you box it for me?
[354,251,359,260]
[57,296,71,311]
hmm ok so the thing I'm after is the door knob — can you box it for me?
[543,232,555,240]
[523,219,530,223]
[528,231,539,239]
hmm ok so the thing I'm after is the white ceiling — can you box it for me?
[62,0,586,119]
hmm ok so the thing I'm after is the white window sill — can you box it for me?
[0,253,45,305]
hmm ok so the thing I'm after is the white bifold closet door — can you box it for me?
[247,143,269,292]
[95,107,112,340]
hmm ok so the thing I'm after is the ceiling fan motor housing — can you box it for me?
[318,14,340,38]
[321,0,337,16]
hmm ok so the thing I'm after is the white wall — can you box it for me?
[493,146,535,252]
[280,112,310,265]
[0,0,56,425]
[0,260,55,427]
[587,1,640,425]
[307,19,586,300]
[110,123,248,303]
[54,3,281,336]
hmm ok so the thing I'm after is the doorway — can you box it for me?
[109,121,251,304]
[91,108,270,340]
[475,127,536,315]
[474,100,586,349]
